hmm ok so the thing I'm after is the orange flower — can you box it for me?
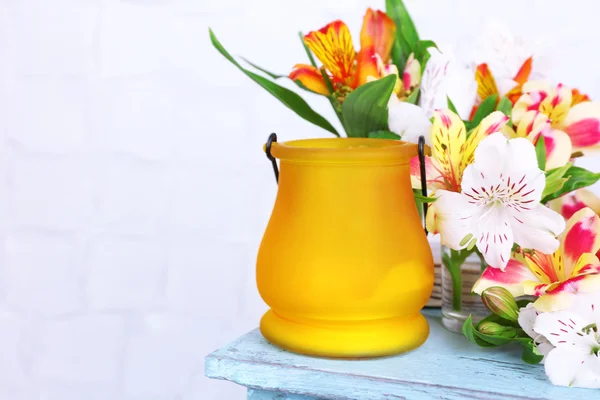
[289,9,396,96]
[469,57,533,119]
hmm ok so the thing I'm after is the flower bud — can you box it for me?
[478,321,517,337]
[481,287,519,322]
[402,53,421,91]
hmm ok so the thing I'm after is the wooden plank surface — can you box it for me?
[205,310,598,399]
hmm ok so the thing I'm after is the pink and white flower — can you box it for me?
[513,82,600,152]
[426,132,565,269]
[474,208,600,312]
[505,110,572,170]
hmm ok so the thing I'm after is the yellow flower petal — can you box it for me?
[431,109,467,191]
[304,20,355,83]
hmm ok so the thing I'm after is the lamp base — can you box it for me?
[259,309,429,358]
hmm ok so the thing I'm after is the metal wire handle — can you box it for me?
[265,133,429,231]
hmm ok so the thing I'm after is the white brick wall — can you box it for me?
[1,0,600,399]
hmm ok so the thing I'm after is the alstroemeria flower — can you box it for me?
[472,57,532,117]
[533,291,600,388]
[388,49,477,146]
[417,47,477,119]
[504,110,572,169]
[289,9,395,97]
[427,132,565,269]
[409,109,509,192]
[474,207,600,311]
[470,21,549,118]
[512,82,599,150]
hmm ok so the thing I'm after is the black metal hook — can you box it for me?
[418,135,428,234]
[266,133,279,183]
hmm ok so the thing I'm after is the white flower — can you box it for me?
[387,96,431,146]
[517,303,554,362]
[533,291,600,388]
[472,20,549,84]
[419,46,477,120]
[427,132,565,269]
[387,45,478,147]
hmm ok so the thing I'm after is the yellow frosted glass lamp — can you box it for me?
[257,136,434,358]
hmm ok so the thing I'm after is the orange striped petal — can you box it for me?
[475,63,499,103]
[561,207,600,277]
[360,8,396,63]
[304,20,355,83]
[289,64,330,95]
[561,101,600,149]
[505,86,524,105]
[524,251,561,284]
[572,88,590,106]
[431,109,467,191]
[354,46,379,88]
[410,156,445,190]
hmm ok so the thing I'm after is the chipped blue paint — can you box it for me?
[205,310,597,399]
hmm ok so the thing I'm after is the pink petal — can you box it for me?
[472,259,539,297]
[562,208,600,276]
[541,129,572,169]
[562,102,600,148]
[409,156,444,190]
[561,194,588,220]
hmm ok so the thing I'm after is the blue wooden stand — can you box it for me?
[205,310,596,399]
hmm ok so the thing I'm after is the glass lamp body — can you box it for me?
[257,138,434,357]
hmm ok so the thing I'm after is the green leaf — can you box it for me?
[516,298,535,308]
[542,162,571,200]
[241,57,285,79]
[416,39,438,68]
[413,192,437,203]
[386,0,420,69]
[462,315,497,348]
[368,130,402,140]
[406,87,420,105]
[209,28,339,136]
[518,338,544,364]
[419,39,439,53]
[468,95,498,130]
[542,166,600,203]
[342,75,397,138]
[496,97,512,117]
[535,136,546,171]
[447,96,459,115]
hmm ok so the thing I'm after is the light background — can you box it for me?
[0,0,599,399]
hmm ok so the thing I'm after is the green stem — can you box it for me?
[298,31,346,137]
[451,265,463,311]
[442,248,472,312]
